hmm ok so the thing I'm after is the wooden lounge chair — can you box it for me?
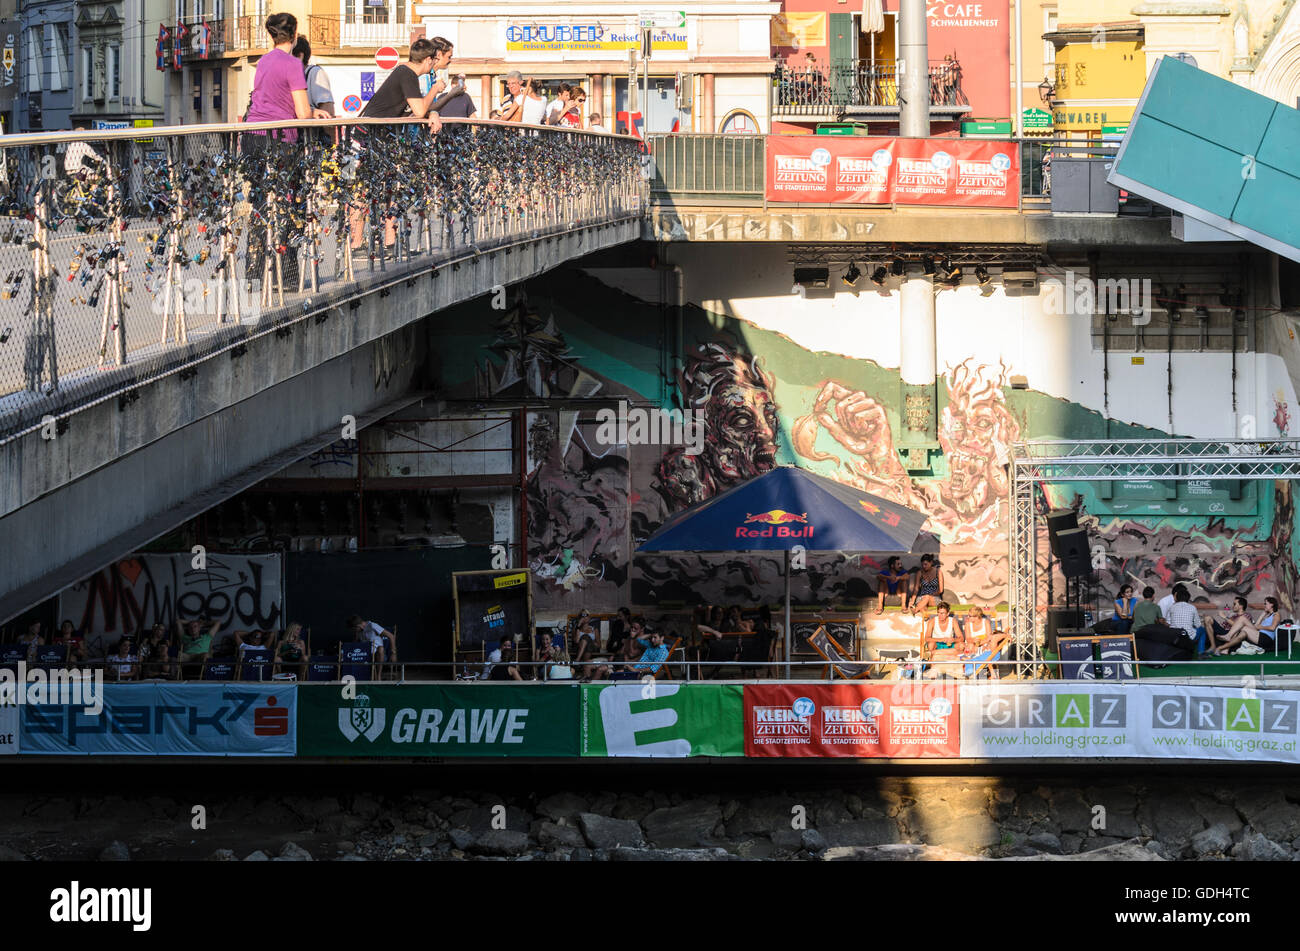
[804,625,875,680]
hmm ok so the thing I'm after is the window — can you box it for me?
[1043,7,1058,78]
[26,27,41,93]
[192,70,202,113]
[211,67,222,112]
[108,46,120,99]
[46,23,69,92]
[81,45,93,100]
[343,0,354,26]
[363,1,390,26]
[719,109,758,134]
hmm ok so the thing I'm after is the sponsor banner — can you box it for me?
[961,684,1300,763]
[765,136,1018,207]
[18,684,296,756]
[505,23,687,54]
[744,684,960,758]
[58,553,283,647]
[771,12,826,48]
[300,685,579,757]
[0,704,15,754]
[960,684,1135,758]
[581,683,743,757]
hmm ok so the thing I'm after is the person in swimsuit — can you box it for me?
[922,601,962,678]
[911,554,943,615]
[1213,596,1280,654]
[876,556,910,614]
[963,606,994,652]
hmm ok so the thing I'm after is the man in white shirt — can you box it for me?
[587,113,608,133]
[347,615,396,663]
[1158,584,1184,622]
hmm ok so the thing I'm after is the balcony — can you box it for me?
[774,59,970,120]
[341,20,416,49]
[172,16,259,60]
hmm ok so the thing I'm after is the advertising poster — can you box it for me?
[0,703,15,754]
[18,684,297,756]
[299,684,579,757]
[744,683,960,758]
[765,136,1018,207]
[581,683,743,757]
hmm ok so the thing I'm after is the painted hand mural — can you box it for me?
[792,358,1021,546]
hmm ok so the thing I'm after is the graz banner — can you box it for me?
[765,136,1019,207]
[960,684,1300,763]
[300,685,579,757]
[744,683,960,758]
[581,683,743,757]
[58,553,284,645]
[19,684,296,756]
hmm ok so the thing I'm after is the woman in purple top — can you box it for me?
[241,13,330,288]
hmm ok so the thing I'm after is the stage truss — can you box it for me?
[1008,438,1300,677]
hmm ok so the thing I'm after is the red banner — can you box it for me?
[744,683,960,758]
[765,136,1019,208]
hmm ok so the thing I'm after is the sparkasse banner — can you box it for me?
[299,684,579,757]
[581,683,743,757]
[765,136,1019,207]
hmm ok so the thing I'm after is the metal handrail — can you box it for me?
[0,117,645,444]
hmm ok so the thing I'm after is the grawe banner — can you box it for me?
[581,683,743,757]
[58,553,284,646]
[299,684,579,757]
[960,683,1300,764]
[19,684,296,756]
[744,683,960,758]
[765,136,1019,208]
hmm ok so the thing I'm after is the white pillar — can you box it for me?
[900,268,936,386]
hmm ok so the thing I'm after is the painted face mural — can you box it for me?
[654,342,780,510]
[935,359,1020,519]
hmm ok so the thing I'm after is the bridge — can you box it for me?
[0,121,1218,624]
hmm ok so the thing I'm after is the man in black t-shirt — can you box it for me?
[360,36,451,128]
[433,75,477,119]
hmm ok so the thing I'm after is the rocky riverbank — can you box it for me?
[3,775,1300,861]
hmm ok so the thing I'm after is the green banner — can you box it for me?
[581,683,744,757]
[299,685,580,757]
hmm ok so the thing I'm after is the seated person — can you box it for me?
[739,605,778,675]
[1164,587,1203,651]
[52,624,88,666]
[921,601,963,678]
[1131,586,1164,634]
[605,606,633,656]
[876,556,910,614]
[543,645,574,681]
[139,623,174,679]
[176,617,220,678]
[481,635,512,680]
[595,627,669,681]
[911,555,943,615]
[1112,584,1137,636]
[723,605,752,633]
[17,621,43,661]
[346,615,396,664]
[276,623,309,678]
[572,612,600,665]
[108,637,138,682]
[1212,596,1279,655]
[234,628,276,658]
[488,640,523,681]
[963,606,996,652]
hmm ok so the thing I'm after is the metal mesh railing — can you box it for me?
[773,60,969,116]
[0,119,644,444]
[646,133,764,198]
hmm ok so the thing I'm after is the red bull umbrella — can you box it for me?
[637,466,927,675]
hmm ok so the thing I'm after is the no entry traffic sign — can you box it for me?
[376,47,399,70]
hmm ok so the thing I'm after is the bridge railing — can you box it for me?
[0,119,644,445]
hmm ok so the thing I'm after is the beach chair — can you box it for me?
[307,654,338,681]
[200,658,236,681]
[805,626,875,680]
[339,641,376,681]
[238,646,274,682]
[964,633,1012,679]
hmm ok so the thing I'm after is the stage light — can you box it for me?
[890,258,905,276]
[842,262,861,287]
[922,256,936,276]
[942,259,962,284]
[974,265,991,286]
[871,266,888,286]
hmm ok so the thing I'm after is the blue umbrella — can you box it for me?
[638,466,928,676]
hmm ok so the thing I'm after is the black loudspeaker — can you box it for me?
[1046,613,1085,653]
[1046,509,1079,557]
[1056,528,1091,578]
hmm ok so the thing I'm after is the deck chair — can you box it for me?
[964,633,1012,679]
[238,646,274,681]
[307,654,338,681]
[339,641,376,681]
[805,625,875,679]
[34,643,66,669]
[654,637,685,680]
[201,658,236,681]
